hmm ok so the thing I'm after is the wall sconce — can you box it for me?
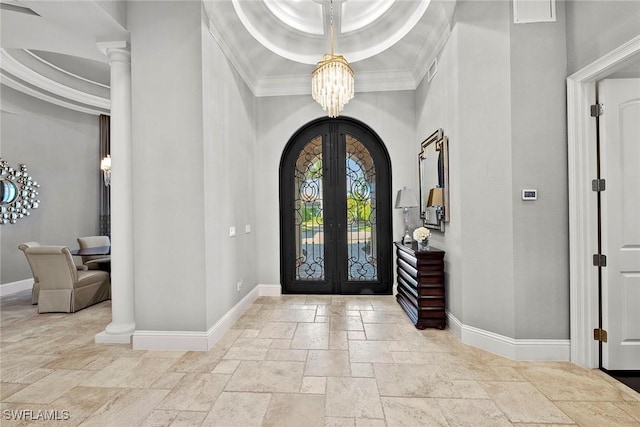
[100,155,111,187]
[394,185,418,244]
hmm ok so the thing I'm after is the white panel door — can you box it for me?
[600,78,640,370]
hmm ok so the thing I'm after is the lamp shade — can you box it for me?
[427,187,443,206]
[395,187,418,208]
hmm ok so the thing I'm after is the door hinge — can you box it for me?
[592,179,606,192]
[594,328,608,343]
[590,103,604,117]
[593,254,607,267]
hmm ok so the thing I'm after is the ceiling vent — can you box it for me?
[513,0,555,24]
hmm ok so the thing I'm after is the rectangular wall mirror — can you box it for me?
[419,128,449,231]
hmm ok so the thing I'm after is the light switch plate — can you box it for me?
[245,224,251,234]
[229,226,237,237]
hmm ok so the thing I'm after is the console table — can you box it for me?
[394,241,445,329]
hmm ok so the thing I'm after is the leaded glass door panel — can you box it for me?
[280,118,391,295]
[295,135,326,282]
[344,135,378,281]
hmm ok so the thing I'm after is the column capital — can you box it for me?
[97,41,131,63]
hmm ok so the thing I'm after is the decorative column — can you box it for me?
[96,41,135,344]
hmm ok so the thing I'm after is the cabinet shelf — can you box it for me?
[394,241,446,329]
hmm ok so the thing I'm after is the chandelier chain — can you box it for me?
[329,0,334,55]
[311,0,354,118]
[330,0,333,28]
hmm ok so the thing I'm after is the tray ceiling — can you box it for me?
[0,0,457,113]
[205,0,457,95]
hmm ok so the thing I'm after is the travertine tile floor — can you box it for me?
[1,290,639,426]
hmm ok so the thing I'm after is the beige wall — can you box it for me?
[0,86,101,285]
[510,2,569,339]
[128,0,208,331]
[254,91,417,288]
[202,8,258,327]
[128,1,259,332]
[122,0,637,338]
[5,0,639,343]
[566,0,640,75]
[416,0,570,339]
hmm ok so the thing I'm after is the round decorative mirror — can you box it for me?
[1,179,18,205]
[0,158,40,225]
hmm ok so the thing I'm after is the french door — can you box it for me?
[280,117,392,294]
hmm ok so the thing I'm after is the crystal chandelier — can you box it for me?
[312,0,354,118]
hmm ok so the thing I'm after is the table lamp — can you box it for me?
[395,186,419,244]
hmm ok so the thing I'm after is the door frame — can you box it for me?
[278,116,393,295]
[567,34,640,368]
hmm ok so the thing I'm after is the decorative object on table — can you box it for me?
[0,158,40,225]
[419,128,450,232]
[311,0,354,117]
[394,185,419,244]
[413,226,431,251]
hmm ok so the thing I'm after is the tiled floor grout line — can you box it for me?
[1,292,639,426]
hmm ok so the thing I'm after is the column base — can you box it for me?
[95,321,135,344]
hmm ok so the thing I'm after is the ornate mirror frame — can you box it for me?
[418,129,449,231]
[0,158,40,225]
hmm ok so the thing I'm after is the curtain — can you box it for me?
[99,114,110,237]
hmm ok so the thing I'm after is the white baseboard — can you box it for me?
[446,311,570,361]
[0,279,33,297]
[257,284,283,296]
[132,284,282,351]
[446,309,463,338]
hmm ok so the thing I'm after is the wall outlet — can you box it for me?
[229,226,236,237]
[236,280,243,292]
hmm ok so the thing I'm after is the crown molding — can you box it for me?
[411,0,455,86]
[231,0,429,65]
[23,49,109,89]
[207,18,258,95]
[203,1,457,99]
[355,69,417,93]
[253,68,417,98]
[1,71,109,116]
[0,48,109,115]
[254,74,309,97]
[412,21,452,86]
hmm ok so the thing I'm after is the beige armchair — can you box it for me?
[19,242,88,304]
[77,235,111,271]
[18,241,42,304]
[23,246,110,313]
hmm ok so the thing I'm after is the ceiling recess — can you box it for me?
[0,1,40,16]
